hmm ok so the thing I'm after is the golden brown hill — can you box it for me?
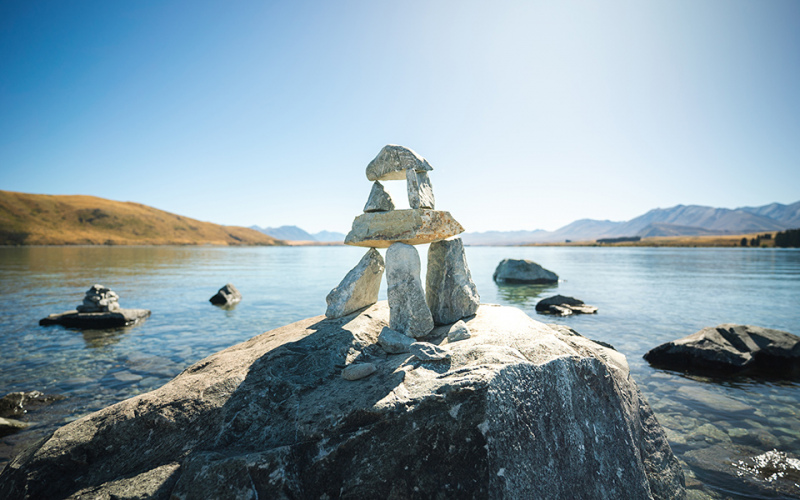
[0,190,285,246]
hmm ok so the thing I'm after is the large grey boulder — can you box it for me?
[386,243,434,338]
[644,324,800,379]
[366,144,433,181]
[209,283,242,306]
[0,303,684,499]
[406,169,435,209]
[426,237,480,325]
[345,209,464,248]
[493,258,559,284]
[535,295,598,316]
[325,248,385,319]
[363,181,395,213]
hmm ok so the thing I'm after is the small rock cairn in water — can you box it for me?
[326,144,480,342]
[76,284,120,313]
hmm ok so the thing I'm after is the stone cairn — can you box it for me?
[326,145,480,340]
[76,284,120,313]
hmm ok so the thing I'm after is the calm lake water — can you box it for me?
[1,245,799,498]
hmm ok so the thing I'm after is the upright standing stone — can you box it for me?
[363,181,395,213]
[426,237,480,325]
[366,145,433,181]
[325,248,385,319]
[406,169,435,209]
[386,243,434,338]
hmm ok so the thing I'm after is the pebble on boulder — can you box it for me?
[644,324,800,379]
[209,283,242,307]
[341,363,377,381]
[426,237,479,325]
[386,243,434,338]
[325,248,385,319]
[535,295,598,316]
[363,181,395,213]
[493,258,559,284]
[366,144,433,181]
[447,320,472,342]
[39,285,150,329]
[377,326,414,354]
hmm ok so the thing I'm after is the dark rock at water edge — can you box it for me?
[39,309,151,329]
[0,391,64,419]
[0,302,684,499]
[644,324,800,379]
[536,294,598,316]
[209,283,242,306]
[493,258,559,284]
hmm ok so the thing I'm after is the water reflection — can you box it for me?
[494,283,557,306]
[80,328,128,348]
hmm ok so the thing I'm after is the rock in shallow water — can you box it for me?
[39,309,151,329]
[0,302,685,500]
[493,259,559,284]
[644,324,800,379]
[535,295,597,316]
[209,283,242,306]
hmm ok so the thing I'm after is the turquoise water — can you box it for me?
[1,246,799,498]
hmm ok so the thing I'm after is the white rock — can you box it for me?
[447,320,472,342]
[377,326,414,354]
[342,363,377,381]
[363,181,395,213]
[325,248,385,319]
[426,237,479,325]
[344,209,464,248]
[410,342,451,361]
[386,243,434,338]
[406,169,435,210]
[366,145,433,181]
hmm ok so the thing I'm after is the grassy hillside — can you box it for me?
[525,231,779,248]
[0,190,286,246]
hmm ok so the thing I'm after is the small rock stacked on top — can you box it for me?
[326,145,479,339]
[77,284,120,313]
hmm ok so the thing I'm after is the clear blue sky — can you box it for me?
[1,1,798,233]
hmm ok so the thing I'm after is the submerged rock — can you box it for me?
[0,391,64,419]
[535,295,598,316]
[0,417,29,438]
[366,144,433,181]
[209,283,242,307]
[0,302,684,500]
[644,324,800,379]
[325,248,385,319]
[39,309,151,329]
[345,209,465,248]
[493,259,559,284]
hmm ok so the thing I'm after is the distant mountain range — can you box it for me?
[250,225,346,243]
[462,201,800,245]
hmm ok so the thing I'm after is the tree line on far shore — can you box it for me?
[742,229,800,247]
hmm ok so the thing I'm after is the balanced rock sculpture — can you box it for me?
[329,144,479,340]
[40,284,150,329]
